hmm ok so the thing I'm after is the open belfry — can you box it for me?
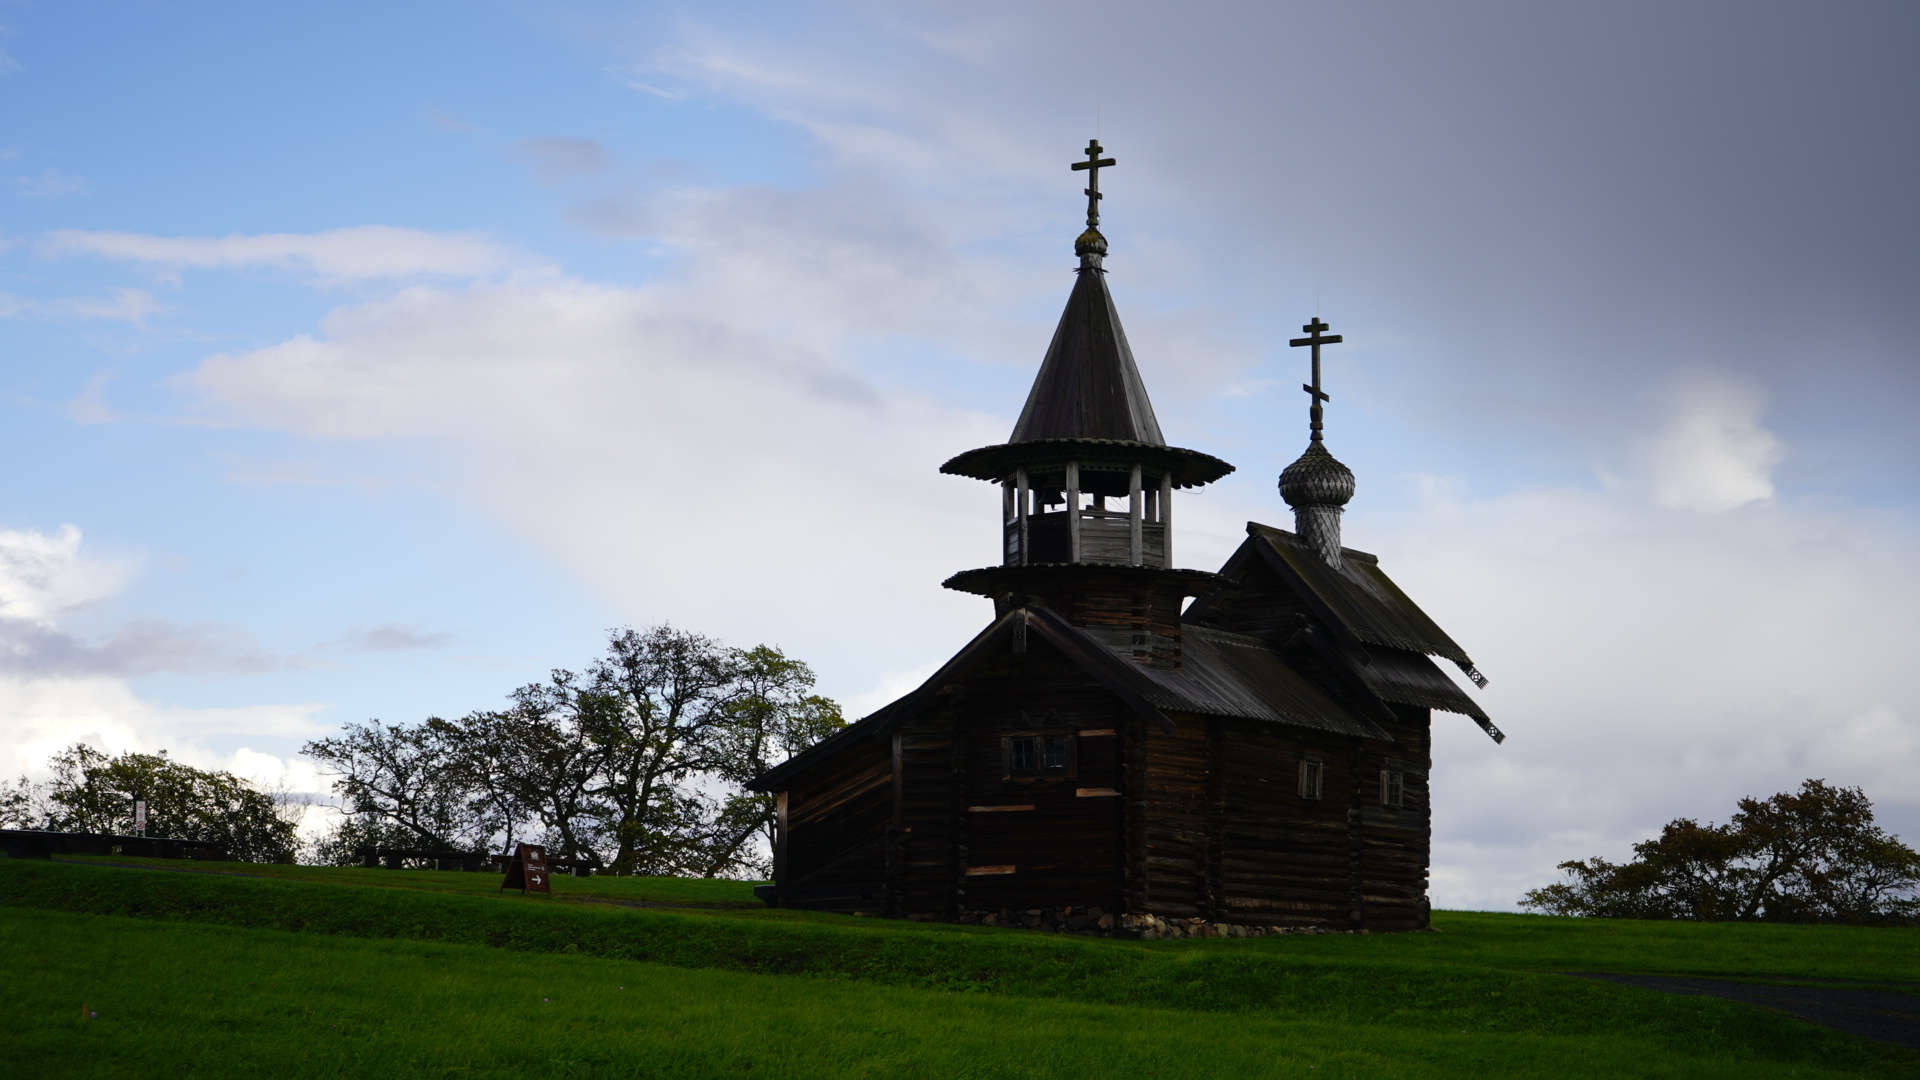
[751,142,1501,933]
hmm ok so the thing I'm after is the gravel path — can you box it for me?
[1576,973,1920,1051]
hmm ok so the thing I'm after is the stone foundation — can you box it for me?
[878,907,1382,938]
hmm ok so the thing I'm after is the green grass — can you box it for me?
[49,853,763,907]
[1,857,1915,1078]
[3,907,1910,1080]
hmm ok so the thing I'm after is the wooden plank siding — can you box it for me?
[1140,711,1208,917]
[769,597,1436,929]
[778,729,891,910]
[927,642,1127,913]
[1353,705,1433,931]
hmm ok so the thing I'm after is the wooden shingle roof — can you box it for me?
[1246,523,1479,669]
[1010,262,1163,445]
[749,604,1389,792]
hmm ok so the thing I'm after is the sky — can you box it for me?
[2,0,1916,908]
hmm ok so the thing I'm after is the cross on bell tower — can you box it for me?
[1071,140,1116,228]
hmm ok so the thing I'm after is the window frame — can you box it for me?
[1298,755,1324,800]
[1379,768,1405,809]
[1002,731,1077,782]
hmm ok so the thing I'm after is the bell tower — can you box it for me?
[940,142,1233,666]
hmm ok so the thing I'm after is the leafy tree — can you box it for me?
[303,720,495,856]
[514,627,843,877]
[0,775,43,829]
[14,744,300,863]
[1522,779,1920,923]
[301,625,845,878]
[699,644,846,876]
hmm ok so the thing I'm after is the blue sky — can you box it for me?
[4,1,1917,907]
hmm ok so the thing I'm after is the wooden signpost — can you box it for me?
[500,843,552,896]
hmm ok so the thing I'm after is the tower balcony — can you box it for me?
[1000,461,1172,568]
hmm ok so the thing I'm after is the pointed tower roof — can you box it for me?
[942,143,1231,489]
[1008,243,1165,445]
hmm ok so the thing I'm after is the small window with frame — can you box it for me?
[1380,769,1405,808]
[1004,733,1075,780]
[1298,756,1324,800]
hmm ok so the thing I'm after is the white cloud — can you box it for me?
[1368,478,1920,910]
[323,624,454,654]
[1647,372,1785,512]
[0,673,330,787]
[0,287,161,323]
[14,168,88,199]
[515,137,615,184]
[0,525,327,790]
[41,226,522,283]
[0,525,131,622]
[170,180,1055,698]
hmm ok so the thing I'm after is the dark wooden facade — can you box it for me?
[750,172,1496,931]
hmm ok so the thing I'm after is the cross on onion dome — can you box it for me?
[1288,317,1344,444]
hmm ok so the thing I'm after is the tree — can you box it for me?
[303,720,495,857]
[300,625,846,877]
[0,775,43,829]
[518,626,844,877]
[1522,779,1920,923]
[699,644,846,876]
[18,744,301,863]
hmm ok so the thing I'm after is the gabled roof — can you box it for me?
[1186,523,1503,742]
[749,604,1387,792]
[1131,623,1390,739]
[1009,264,1164,445]
[1243,523,1480,670]
[1351,646,1494,727]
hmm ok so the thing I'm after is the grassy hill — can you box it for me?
[2,857,1915,1079]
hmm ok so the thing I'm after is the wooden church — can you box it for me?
[750,143,1501,933]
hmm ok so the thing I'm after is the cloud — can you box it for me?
[173,179,1046,691]
[41,226,522,283]
[0,525,279,677]
[324,624,454,654]
[0,617,281,678]
[0,673,331,785]
[1368,477,1920,909]
[0,287,161,324]
[14,168,87,199]
[424,107,478,133]
[65,372,120,425]
[0,525,131,622]
[515,137,615,184]
[0,526,327,788]
[1647,373,1785,512]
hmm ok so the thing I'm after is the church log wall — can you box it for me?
[1351,705,1433,931]
[780,731,891,909]
[1210,721,1360,928]
[1140,711,1208,918]
[894,642,1129,915]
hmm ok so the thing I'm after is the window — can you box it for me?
[1298,756,1324,800]
[1041,736,1070,771]
[1003,733,1075,780]
[1380,769,1405,808]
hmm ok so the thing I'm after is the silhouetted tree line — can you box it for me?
[0,745,303,863]
[1521,779,1920,923]
[302,625,844,878]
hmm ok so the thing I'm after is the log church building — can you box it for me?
[750,142,1501,933]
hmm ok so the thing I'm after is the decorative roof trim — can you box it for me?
[940,439,1234,488]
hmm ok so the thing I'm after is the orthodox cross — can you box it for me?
[1071,139,1116,228]
[1288,317,1344,444]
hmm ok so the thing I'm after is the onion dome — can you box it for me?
[1279,442,1356,509]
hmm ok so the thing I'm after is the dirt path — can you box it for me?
[1577,973,1920,1051]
